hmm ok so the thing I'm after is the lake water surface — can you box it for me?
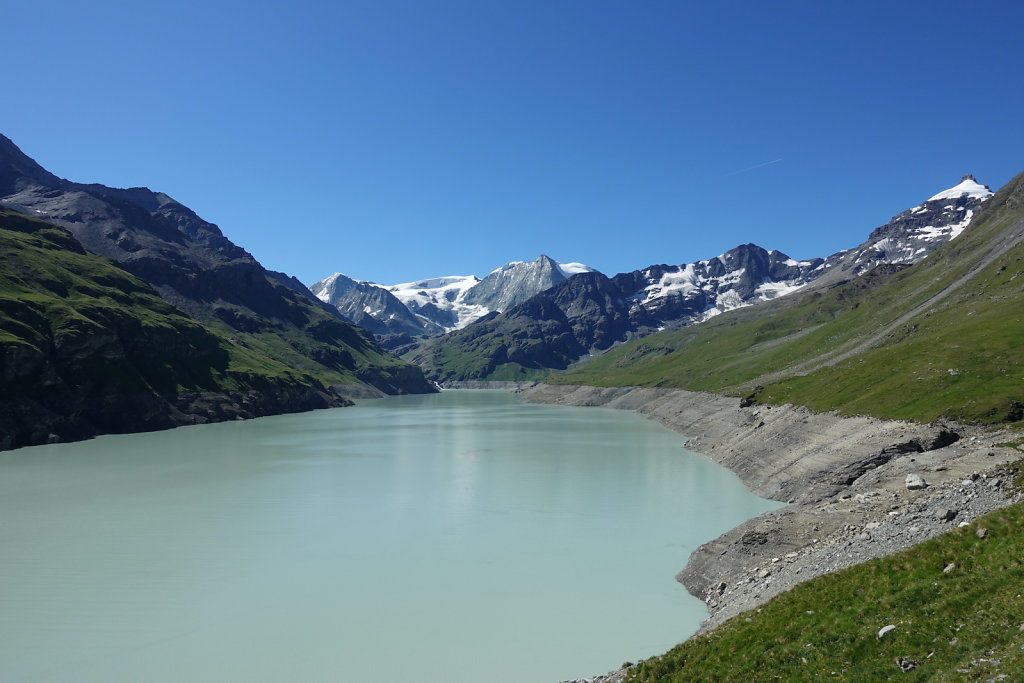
[0,390,780,682]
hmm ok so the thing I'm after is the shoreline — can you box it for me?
[515,383,1023,682]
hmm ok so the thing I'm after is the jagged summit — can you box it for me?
[313,255,596,338]
[309,272,439,337]
[927,174,993,202]
[406,174,1001,382]
[461,254,594,313]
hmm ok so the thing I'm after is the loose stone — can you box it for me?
[906,474,928,490]
[896,657,917,672]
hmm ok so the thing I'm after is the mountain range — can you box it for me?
[390,175,992,382]
[310,255,594,345]
[0,127,1008,445]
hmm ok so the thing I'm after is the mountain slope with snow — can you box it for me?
[614,245,823,331]
[311,255,597,338]
[309,273,443,337]
[811,174,993,286]
[460,254,594,314]
[407,175,995,381]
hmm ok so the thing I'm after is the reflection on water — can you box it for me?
[0,390,780,683]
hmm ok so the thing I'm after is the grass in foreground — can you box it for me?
[627,499,1024,682]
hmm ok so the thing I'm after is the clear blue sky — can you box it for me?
[4,1,1023,285]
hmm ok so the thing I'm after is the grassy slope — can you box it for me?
[184,277,418,390]
[555,171,1024,426]
[0,209,323,395]
[627,498,1024,682]
[407,317,570,383]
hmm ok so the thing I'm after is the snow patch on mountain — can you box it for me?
[813,175,992,286]
[926,176,994,202]
[313,256,596,336]
[556,262,595,277]
[387,275,488,331]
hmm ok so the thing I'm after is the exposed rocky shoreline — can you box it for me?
[516,384,1023,683]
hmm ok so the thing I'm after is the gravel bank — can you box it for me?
[520,384,1023,681]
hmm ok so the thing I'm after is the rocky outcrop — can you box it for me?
[0,284,348,451]
[1,385,347,452]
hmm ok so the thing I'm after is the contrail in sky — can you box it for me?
[725,158,783,176]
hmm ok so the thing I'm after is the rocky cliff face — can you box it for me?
[0,133,433,396]
[402,271,635,382]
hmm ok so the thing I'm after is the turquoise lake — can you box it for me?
[0,390,780,682]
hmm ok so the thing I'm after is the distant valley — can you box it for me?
[0,125,1009,448]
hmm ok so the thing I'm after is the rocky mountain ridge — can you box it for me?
[406,175,994,382]
[0,133,433,396]
[311,254,595,340]
[309,272,442,338]
[811,174,992,287]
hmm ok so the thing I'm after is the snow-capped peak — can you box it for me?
[555,261,595,278]
[489,261,525,275]
[313,255,597,336]
[487,256,593,278]
[927,174,993,202]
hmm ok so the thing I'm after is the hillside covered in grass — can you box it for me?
[626,497,1024,682]
[554,171,1024,426]
[0,209,348,449]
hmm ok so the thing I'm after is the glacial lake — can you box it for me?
[0,390,780,682]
